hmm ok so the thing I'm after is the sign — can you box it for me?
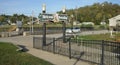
[58,14,68,21]
[38,13,68,22]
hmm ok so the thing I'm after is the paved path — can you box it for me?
[0,35,93,65]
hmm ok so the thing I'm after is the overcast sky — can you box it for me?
[0,0,120,17]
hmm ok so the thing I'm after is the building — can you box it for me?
[109,15,120,31]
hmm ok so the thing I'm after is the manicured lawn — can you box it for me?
[0,42,54,65]
[77,33,120,41]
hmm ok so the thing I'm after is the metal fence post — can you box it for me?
[63,22,66,43]
[100,40,105,65]
[33,37,35,48]
[69,38,71,59]
[43,23,46,46]
[53,38,55,54]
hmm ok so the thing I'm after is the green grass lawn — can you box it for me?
[77,33,120,41]
[0,42,54,65]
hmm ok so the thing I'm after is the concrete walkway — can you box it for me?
[27,47,91,65]
[0,35,93,65]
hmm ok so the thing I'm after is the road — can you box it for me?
[32,30,110,38]
[78,30,109,35]
[55,30,110,37]
[0,30,110,39]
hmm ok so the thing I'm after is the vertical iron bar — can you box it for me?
[117,43,119,65]
[63,22,66,43]
[53,38,55,54]
[69,38,71,59]
[116,42,119,65]
[100,40,105,65]
[33,37,35,48]
[43,23,46,46]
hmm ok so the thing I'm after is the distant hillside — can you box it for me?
[58,2,120,24]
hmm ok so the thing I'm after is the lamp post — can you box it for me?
[42,4,46,13]
[62,6,66,14]
[62,6,66,43]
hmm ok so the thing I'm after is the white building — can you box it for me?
[109,15,120,30]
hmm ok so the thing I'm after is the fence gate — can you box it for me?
[33,22,70,56]
[33,37,70,56]
[53,38,69,56]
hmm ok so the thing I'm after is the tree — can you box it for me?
[0,16,6,22]
[58,2,120,25]
[10,16,16,23]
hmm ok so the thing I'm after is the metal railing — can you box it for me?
[33,37,120,65]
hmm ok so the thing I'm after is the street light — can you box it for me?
[42,4,46,13]
[62,6,66,14]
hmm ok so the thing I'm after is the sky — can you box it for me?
[0,0,120,17]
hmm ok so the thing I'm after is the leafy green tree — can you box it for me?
[58,2,120,25]
[10,16,16,23]
[0,16,6,22]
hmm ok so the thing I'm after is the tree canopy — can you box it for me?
[58,2,120,25]
[0,14,36,25]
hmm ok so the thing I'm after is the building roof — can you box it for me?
[109,15,120,20]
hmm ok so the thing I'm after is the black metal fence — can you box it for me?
[33,37,120,65]
[33,37,70,55]
[70,38,120,65]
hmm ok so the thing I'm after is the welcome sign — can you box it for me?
[38,13,68,22]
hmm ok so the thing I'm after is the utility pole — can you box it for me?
[75,6,78,21]
[102,4,105,23]
[32,11,34,33]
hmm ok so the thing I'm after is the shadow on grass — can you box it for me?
[17,45,29,52]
